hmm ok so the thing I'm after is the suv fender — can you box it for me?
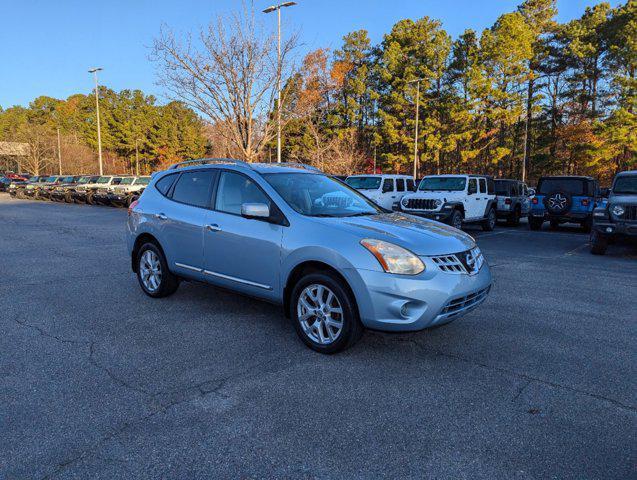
[483,199,498,217]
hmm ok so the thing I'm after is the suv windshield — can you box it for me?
[419,177,466,191]
[135,177,150,185]
[345,176,382,190]
[96,177,111,184]
[613,175,637,194]
[61,176,75,183]
[120,177,135,185]
[46,176,58,182]
[538,178,588,195]
[264,173,382,217]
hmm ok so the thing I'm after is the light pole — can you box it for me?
[88,67,104,175]
[263,1,297,163]
[408,78,423,179]
[56,127,62,175]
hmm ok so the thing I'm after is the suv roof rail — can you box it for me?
[168,158,252,170]
[254,162,321,172]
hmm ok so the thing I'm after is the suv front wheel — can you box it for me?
[136,242,180,298]
[590,230,608,255]
[290,272,363,354]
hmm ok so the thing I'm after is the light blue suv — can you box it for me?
[127,160,492,353]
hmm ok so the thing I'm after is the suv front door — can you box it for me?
[466,178,482,219]
[203,170,283,301]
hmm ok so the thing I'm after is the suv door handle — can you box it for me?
[205,224,222,232]
[154,213,168,220]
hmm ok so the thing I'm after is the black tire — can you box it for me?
[549,219,560,230]
[449,209,463,230]
[290,271,363,354]
[135,242,180,298]
[590,230,608,255]
[581,218,592,233]
[529,216,543,230]
[507,207,521,226]
[85,192,95,205]
[64,191,74,203]
[544,190,572,216]
[482,208,496,231]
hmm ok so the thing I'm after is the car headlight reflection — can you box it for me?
[360,239,425,275]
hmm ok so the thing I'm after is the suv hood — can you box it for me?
[404,191,465,201]
[317,212,475,255]
[609,194,637,205]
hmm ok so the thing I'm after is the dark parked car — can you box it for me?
[590,170,637,254]
[0,177,13,192]
[494,179,532,226]
[21,176,52,198]
[528,176,600,231]
[49,175,96,202]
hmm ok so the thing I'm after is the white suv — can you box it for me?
[400,174,497,231]
[345,174,416,210]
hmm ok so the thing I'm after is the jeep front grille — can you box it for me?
[405,198,437,210]
[626,206,637,221]
[430,247,484,275]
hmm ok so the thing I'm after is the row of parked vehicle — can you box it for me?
[341,171,637,255]
[3,167,635,256]
[2,174,150,207]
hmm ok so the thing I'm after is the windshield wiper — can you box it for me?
[344,212,377,217]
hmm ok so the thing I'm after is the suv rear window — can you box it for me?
[538,178,590,196]
[171,171,214,208]
[155,173,178,196]
[495,180,511,196]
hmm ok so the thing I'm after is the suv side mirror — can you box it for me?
[382,183,393,193]
[241,203,270,219]
[468,184,477,195]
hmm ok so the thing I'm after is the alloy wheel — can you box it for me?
[297,284,344,345]
[140,250,162,292]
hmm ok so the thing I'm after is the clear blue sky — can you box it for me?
[0,0,620,109]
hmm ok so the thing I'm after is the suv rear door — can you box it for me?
[156,169,216,277]
[203,170,283,301]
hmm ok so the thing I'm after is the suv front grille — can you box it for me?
[431,247,484,275]
[405,198,437,210]
[438,286,491,319]
[626,205,637,221]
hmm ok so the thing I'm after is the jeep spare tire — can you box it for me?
[543,191,572,215]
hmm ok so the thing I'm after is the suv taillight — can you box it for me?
[128,200,139,216]
[532,197,538,205]
[505,198,512,205]
[581,199,590,207]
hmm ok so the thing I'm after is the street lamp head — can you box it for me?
[88,67,103,73]
[263,5,276,13]
[281,1,297,7]
[263,1,296,13]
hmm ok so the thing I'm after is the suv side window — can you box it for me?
[171,170,215,208]
[215,171,271,215]
[396,179,405,192]
[406,179,416,191]
[382,179,394,193]
[112,178,122,185]
[479,178,486,194]
[468,178,477,194]
[487,178,495,195]
[155,173,178,196]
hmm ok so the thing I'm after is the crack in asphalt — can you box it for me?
[409,339,637,413]
[9,313,297,479]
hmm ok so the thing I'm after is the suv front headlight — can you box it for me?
[611,205,625,217]
[360,239,425,275]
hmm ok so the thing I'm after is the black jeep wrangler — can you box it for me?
[590,170,637,255]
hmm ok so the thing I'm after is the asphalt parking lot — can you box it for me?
[1,194,636,480]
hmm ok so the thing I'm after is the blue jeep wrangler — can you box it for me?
[528,176,600,231]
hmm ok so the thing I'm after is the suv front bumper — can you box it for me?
[593,221,637,237]
[399,207,454,223]
[347,262,492,332]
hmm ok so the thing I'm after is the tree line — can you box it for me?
[1,0,634,184]
[0,90,206,175]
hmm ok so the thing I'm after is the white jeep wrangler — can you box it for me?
[345,174,416,210]
[400,174,497,231]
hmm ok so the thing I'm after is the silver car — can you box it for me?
[126,160,492,353]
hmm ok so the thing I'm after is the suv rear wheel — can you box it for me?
[507,206,521,226]
[136,242,180,298]
[290,272,363,354]
[482,208,496,231]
